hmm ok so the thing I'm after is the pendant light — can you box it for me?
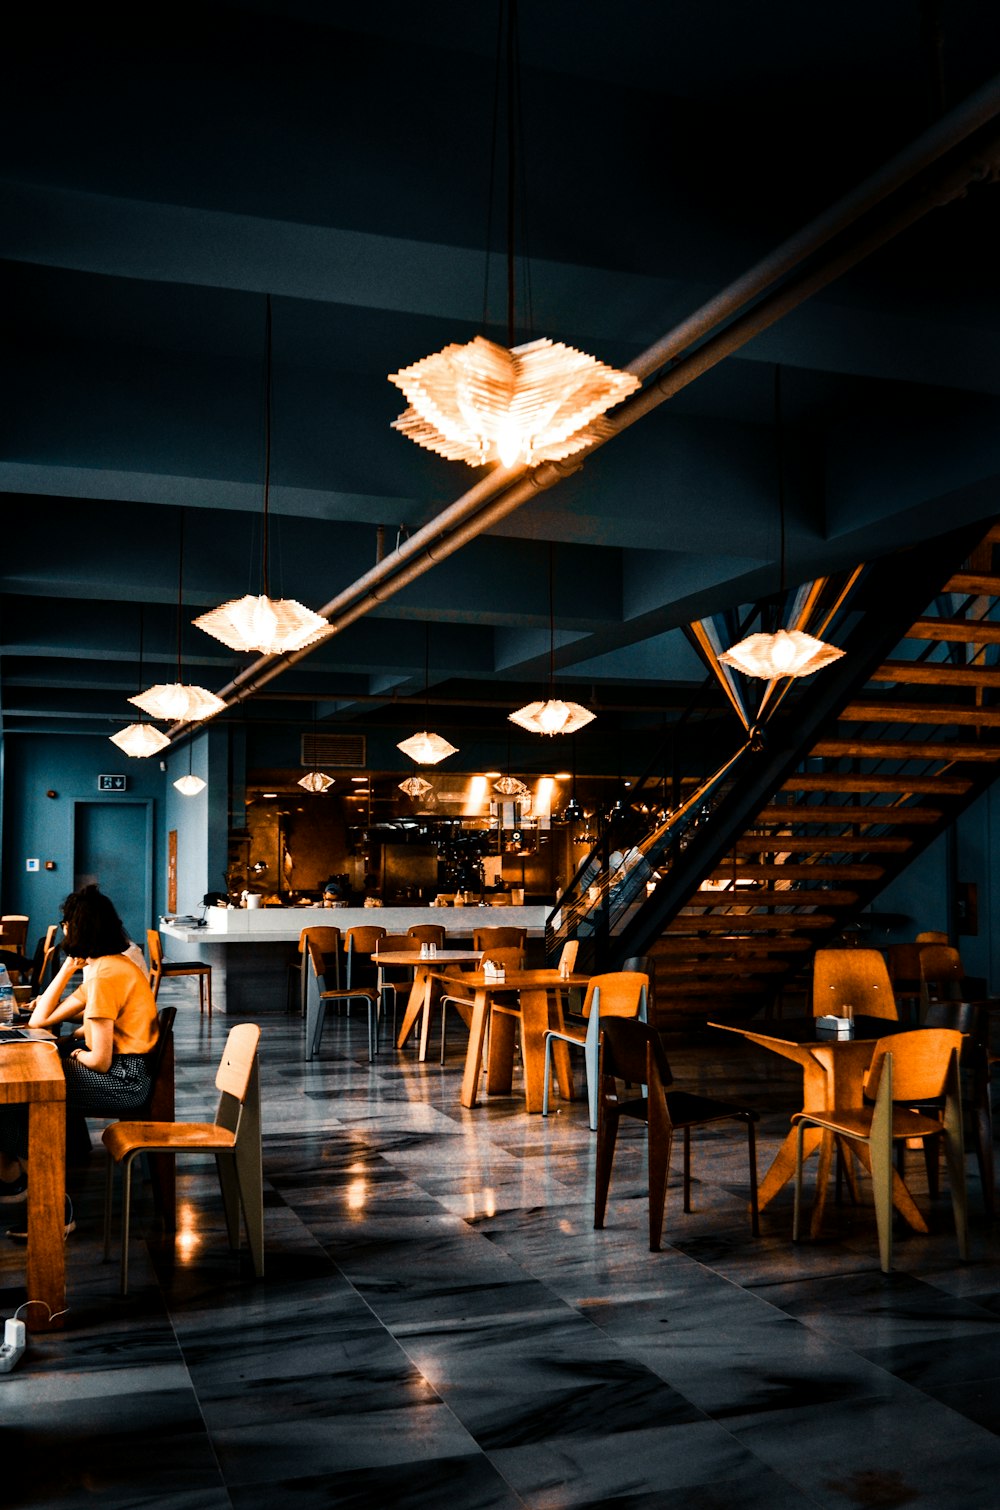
[399,775,433,800]
[298,703,335,792]
[397,626,458,766]
[173,739,205,796]
[130,509,227,723]
[110,606,171,758]
[509,544,595,735]
[388,0,638,470]
[720,368,844,681]
[195,296,331,655]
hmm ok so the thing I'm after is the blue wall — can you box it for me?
[163,729,230,914]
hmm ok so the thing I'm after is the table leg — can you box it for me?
[520,987,568,1114]
[460,990,490,1109]
[759,1125,824,1212]
[486,1009,516,1094]
[26,1099,66,1332]
[396,968,430,1049]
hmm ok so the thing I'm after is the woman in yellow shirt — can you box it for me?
[0,886,159,1204]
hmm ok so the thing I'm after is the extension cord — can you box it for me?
[0,1318,26,1373]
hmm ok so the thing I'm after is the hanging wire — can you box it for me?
[176,506,185,683]
[775,363,786,601]
[481,0,531,343]
[262,293,273,597]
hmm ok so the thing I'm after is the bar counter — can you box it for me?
[161,904,548,1015]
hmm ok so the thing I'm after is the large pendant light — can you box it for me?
[195,296,331,655]
[110,607,171,758]
[399,774,433,800]
[388,0,638,472]
[173,739,206,797]
[397,626,459,766]
[130,509,227,723]
[509,544,595,736]
[720,367,844,681]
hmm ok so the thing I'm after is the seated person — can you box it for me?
[0,885,159,1216]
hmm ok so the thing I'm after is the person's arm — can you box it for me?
[69,1016,113,1072]
[28,956,86,1028]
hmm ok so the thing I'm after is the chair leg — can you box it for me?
[870,1065,893,1275]
[793,1120,807,1242]
[647,1118,673,1252]
[682,1127,692,1212]
[593,1103,620,1229]
[103,1152,115,1261]
[542,1032,554,1117]
[746,1117,760,1236]
[584,1034,599,1132]
[120,1152,138,1296]
[943,1053,969,1261]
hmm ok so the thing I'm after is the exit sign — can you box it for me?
[98,774,127,792]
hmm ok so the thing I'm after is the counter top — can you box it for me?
[161,903,548,945]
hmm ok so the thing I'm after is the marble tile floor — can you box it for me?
[2,983,1000,1508]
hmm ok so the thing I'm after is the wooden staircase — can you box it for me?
[651,527,1000,1029]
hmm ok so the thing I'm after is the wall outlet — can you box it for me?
[25,859,39,873]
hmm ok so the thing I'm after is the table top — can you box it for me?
[712,1015,911,1046]
[376,949,481,965]
[0,1039,66,1105]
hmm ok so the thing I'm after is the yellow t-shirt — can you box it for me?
[65,954,159,1057]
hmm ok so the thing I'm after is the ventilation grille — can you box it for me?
[301,733,366,769]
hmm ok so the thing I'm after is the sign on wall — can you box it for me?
[97,774,127,792]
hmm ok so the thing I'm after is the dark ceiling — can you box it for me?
[3,2,1000,765]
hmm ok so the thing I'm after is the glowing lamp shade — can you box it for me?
[194,595,332,655]
[109,724,171,758]
[298,771,335,793]
[389,336,640,469]
[718,629,845,681]
[398,775,433,800]
[129,683,227,722]
[508,698,595,736]
[493,774,531,800]
[172,773,206,796]
[396,730,457,765]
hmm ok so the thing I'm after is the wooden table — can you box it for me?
[711,1017,928,1238]
[0,1038,66,1331]
[431,968,590,1112]
[388,951,482,1060]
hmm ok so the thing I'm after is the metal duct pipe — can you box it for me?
[167,75,1000,741]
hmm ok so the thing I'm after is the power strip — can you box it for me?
[0,1318,26,1373]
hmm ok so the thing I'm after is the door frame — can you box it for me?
[71,798,155,936]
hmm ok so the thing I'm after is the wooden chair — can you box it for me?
[438,945,524,1066]
[344,926,387,995]
[792,1028,968,1272]
[542,970,648,1130]
[374,933,413,1040]
[915,930,949,945]
[0,916,29,953]
[594,1017,760,1249]
[472,926,527,952]
[147,928,213,1016]
[407,924,447,949]
[294,925,342,1015]
[918,944,966,1010]
[885,943,925,1020]
[812,947,898,1020]
[102,1022,263,1295]
[305,937,380,1062]
[921,998,995,1215]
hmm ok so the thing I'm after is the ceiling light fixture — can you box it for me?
[173,739,205,797]
[720,367,844,681]
[131,509,227,723]
[387,0,638,471]
[509,543,595,735]
[195,296,331,655]
[399,775,433,800]
[110,606,171,758]
[298,703,335,792]
[397,625,459,765]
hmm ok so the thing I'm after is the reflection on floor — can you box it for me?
[3,983,1000,1509]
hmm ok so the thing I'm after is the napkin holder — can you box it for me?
[816,1014,853,1039]
[483,962,506,983]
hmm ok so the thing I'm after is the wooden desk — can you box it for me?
[388,951,482,1060]
[711,1018,928,1238]
[434,968,589,1112]
[0,1040,66,1331]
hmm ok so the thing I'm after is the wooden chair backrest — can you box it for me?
[919,944,964,1001]
[557,940,579,973]
[600,1016,673,1093]
[582,971,648,1021]
[0,916,28,951]
[478,945,524,974]
[344,926,387,955]
[915,930,948,945]
[42,923,59,954]
[215,1023,261,1104]
[864,1027,964,1103]
[377,934,411,953]
[886,942,924,984]
[473,926,527,951]
[144,1006,177,1119]
[147,929,164,972]
[299,926,341,956]
[812,948,897,1019]
[408,924,447,947]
